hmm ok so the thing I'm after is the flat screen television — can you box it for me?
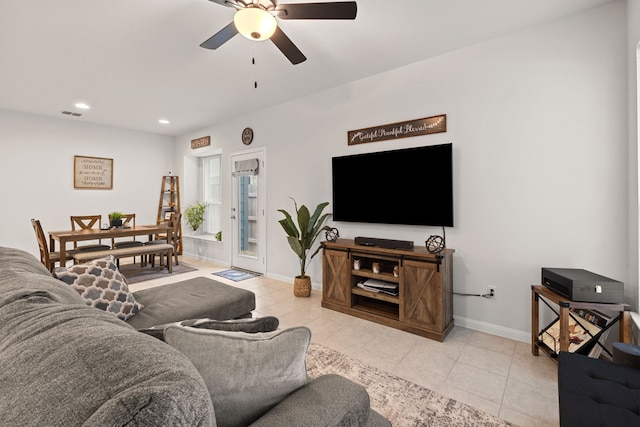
[331,143,453,227]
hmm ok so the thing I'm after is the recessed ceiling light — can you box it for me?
[74,102,90,110]
[158,119,170,124]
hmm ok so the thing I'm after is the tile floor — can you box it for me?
[129,257,560,427]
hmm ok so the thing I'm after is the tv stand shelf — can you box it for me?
[352,287,399,304]
[353,270,400,283]
[322,238,454,341]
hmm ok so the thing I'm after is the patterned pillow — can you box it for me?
[55,256,143,321]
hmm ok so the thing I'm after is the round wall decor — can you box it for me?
[241,127,254,145]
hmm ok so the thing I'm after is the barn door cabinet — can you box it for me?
[321,238,454,341]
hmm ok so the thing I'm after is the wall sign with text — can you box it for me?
[191,136,211,149]
[74,155,113,189]
[347,114,446,145]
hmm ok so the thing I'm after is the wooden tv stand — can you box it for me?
[321,239,454,341]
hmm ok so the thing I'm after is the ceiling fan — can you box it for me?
[200,0,358,65]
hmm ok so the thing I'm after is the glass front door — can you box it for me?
[231,149,266,274]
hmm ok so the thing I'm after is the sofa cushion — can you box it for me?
[126,277,255,330]
[165,324,311,427]
[184,316,279,332]
[558,351,640,426]
[250,374,372,427]
[54,256,143,321]
[140,316,280,341]
[0,283,215,426]
[0,248,87,310]
[0,246,53,276]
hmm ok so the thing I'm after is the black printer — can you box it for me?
[541,268,624,303]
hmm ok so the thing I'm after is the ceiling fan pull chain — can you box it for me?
[253,57,257,89]
[253,42,258,89]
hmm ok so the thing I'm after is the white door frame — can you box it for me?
[230,147,266,274]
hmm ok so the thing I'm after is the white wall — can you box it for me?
[628,0,640,314]
[0,2,631,343]
[0,108,174,255]
[175,2,629,341]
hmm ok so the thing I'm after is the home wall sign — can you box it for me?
[74,155,113,190]
[191,136,211,149]
[347,114,446,146]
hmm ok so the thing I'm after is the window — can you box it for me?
[202,155,222,237]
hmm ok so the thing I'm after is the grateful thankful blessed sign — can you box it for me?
[347,114,446,145]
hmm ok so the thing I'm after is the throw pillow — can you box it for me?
[140,316,280,341]
[184,316,280,333]
[54,256,143,321]
[164,324,311,427]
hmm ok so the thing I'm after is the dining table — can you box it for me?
[49,224,170,268]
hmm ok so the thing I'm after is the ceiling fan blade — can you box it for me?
[270,26,306,64]
[207,0,242,8]
[200,22,239,49]
[275,2,357,20]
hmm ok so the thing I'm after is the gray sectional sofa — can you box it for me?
[0,246,390,426]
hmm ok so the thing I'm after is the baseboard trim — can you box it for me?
[266,272,530,343]
[265,273,322,291]
[454,315,529,343]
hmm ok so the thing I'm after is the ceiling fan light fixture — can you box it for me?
[234,7,277,41]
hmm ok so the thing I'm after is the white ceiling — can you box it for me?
[0,0,616,136]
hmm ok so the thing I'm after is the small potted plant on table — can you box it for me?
[109,211,123,227]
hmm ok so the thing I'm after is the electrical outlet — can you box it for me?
[487,286,497,300]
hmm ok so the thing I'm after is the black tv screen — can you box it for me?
[332,143,453,227]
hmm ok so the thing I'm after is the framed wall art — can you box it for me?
[74,155,113,189]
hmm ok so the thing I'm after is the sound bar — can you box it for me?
[354,236,414,250]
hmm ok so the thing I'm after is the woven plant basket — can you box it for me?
[294,276,312,297]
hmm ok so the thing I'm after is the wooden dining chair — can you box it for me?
[31,219,76,273]
[146,212,181,267]
[111,213,144,266]
[70,215,111,252]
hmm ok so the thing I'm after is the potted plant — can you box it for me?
[109,211,123,227]
[185,201,206,232]
[277,198,331,297]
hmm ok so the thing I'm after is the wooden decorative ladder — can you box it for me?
[156,175,182,254]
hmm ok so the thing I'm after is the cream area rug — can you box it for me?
[118,262,197,284]
[306,343,514,427]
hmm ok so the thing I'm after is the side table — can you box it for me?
[531,284,631,357]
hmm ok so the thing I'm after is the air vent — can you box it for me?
[61,111,82,117]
